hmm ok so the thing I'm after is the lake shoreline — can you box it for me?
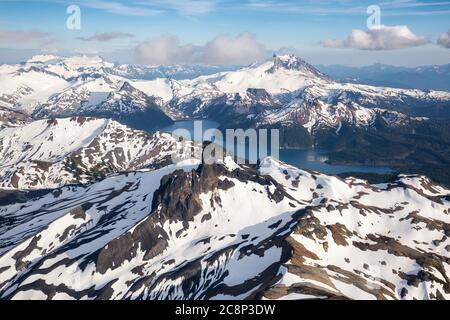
[154,120,394,175]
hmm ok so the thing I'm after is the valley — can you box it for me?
[0,140,448,299]
[156,120,394,175]
[1,54,446,185]
[0,53,449,301]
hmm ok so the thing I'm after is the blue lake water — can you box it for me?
[156,120,393,175]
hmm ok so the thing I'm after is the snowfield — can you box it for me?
[0,54,450,300]
[0,117,189,189]
[0,123,449,300]
[2,54,450,134]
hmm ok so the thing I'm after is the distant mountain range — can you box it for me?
[316,63,450,92]
[110,63,240,80]
[1,54,450,185]
[1,54,450,300]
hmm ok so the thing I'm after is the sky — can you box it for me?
[0,0,449,66]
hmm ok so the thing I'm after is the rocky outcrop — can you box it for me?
[0,156,449,300]
[0,117,186,189]
[0,107,31,128]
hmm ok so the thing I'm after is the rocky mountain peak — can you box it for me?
[119,81,137,93]
[267,54,330,80]
[273,54,308,69]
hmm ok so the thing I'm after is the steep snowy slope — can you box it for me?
[22,55,114,81]
[0,117,186,189]
[131,78,175,103]
[193,54,331,95]
[2,54,449,131]
[0,55,115,113]
[0,156,448,300]
[32,75,123,118]
[80,81,173,129]
[0,66,70,112]
[260,158,450,300]
[260,84,430,133]
[32,75,174,129]
[163,55,331,119]
[161,54,450,126]
[217,55,329,94]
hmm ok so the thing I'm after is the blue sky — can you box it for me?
[0,0,449,66]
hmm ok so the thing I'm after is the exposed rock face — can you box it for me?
[2,53,450,131]
[0,155,449,300]
[33,79,173,131]
[81,81,174,130]
[0,117,185,189]
[0,107,31,128]
[1,54,449,301]
[266,54,330,81]
[2,54,450,166]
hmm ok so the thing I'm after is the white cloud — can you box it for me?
[59,0,215,16]
[135,32,266,65]
[79,0,163,16]
[19,0,450,17]
[322,25,430,50]
[0,30,52,43]
[135,36,195,65]
[437,30,450,48]
[139,0,218,15]
[201,32,267,65]
[77,32,134,42]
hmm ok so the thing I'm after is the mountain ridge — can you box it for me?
[0,151,448,300]
[2,53,450,186]
[0,117,189,189]
[316,63,450,92]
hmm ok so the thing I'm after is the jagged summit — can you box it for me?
[1,53,450,300]
[267,54,330,80]
[2,53,450,137]
[270,54,310,70]
[0,140,449,299]
[119,81,137,92]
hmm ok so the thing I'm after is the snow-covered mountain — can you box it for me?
[259,83,432,134]
[1,54,450,301]
[114,54,449,133]
[198,54,332,95]
[31,74,122,118]
[2,54,450,134]
[0,55,173,129]
[316,63,450,92]
[18,54,114,82]
[0,117,190,189]
[160,54,450,131]
[32,77,173,130]
[0,55,121,113]
[163,55,333,120]
[0,151,448,300]
[0,63,70,113]
[110,63,239,80]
